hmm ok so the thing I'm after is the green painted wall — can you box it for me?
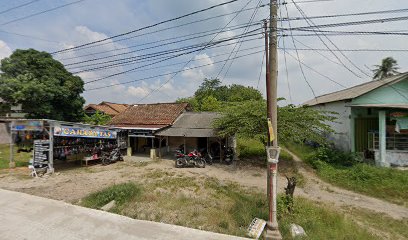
[351,78,408,105]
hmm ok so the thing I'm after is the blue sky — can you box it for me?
[0,0,407,105]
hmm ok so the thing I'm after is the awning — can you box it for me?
[349,104,408,109]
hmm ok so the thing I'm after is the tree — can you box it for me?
[200,95,220,111]
[83,111,111,125]
[0,49,85,121]
[372,57,400,80]
[184,78,263,111]
[214,100,337,145]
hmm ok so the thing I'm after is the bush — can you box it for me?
[307,146,361,168]
[237,138,266,159]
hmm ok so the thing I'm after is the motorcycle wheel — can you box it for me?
[196,158,206,168]
[175,159,184,168]
[225,157,233,165]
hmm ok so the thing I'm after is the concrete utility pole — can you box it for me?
[265,0,281,239]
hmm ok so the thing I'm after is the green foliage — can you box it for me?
[181,78,263,111]
[237,137,266,159]
[0,49,85,121]
[83,111,111,125]
[306,146,362,168]
[214,100,337,146]
[286,143,408,206]
[81,182,142,211]
[316,162,408,206]
[373,57,399,80]
[200,95,220,111]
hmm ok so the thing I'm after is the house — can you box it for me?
[84,101,130,117]
[304,73,408,167]
[156,112,233,159]
[109,102,191,158]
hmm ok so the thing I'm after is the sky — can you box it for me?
[0,0,407,105]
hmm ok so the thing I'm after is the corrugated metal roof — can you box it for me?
[156,112,221,137]
[304,73,408,106]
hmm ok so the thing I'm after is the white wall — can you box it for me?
[312,101,352,151]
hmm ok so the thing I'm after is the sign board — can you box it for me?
[54,126,117,139]
[33,140,50,168]
[247,218,267,239]
[11,120,43,131]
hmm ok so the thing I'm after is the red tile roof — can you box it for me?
[85,102,130,117]
[110,103,190,128]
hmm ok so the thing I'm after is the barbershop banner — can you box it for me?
[54,126,117,139]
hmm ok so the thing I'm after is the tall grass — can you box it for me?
[285,143,408,206]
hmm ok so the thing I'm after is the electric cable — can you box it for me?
[0,0,86,26]
[0,0,41,15]
[51,0,241,54]
[85,49,264,91]
[136,0,255,103]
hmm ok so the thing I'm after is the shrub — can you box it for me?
[307,146,362,168]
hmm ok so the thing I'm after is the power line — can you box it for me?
[82,45,264,81]
[136,0,255,103]
[280,29,408,36]
[283,3,317,99]
[72,31,262,75]
[53,3,270,57]
[64,25,261,67]
[288,15,408,30]
[51,0,240,54]
[0,29,59,43]
[0,0,41,15]
[290,0,367,78]
[85,50,264,91]
[0,0,86,26]
[281,0,334,4]
[278,47,408,52]
[256,50,265,90]
[58,22,261,61]
[74,36,263,76]
[217,0,263,81]
[279,3,292,104]
[279,8,408,21]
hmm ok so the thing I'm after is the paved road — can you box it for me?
[0,189,249,240]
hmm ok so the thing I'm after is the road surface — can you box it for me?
[0,189,249,240]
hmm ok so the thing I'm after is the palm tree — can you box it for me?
[372,57,400,80]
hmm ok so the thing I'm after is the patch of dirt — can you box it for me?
[284,149,408,220]
[0,158,286,204]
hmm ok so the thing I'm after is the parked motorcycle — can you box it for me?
[224,147,234,165]
[175,149,206,168]
[101,147,123,165]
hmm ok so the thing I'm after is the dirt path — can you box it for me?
[0,159,286,204]
[285,149,408,220]
[1,154,407,221]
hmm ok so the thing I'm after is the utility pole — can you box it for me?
[265,0,281,239]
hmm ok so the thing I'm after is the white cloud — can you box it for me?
[0,40,12,60]
[127,86,149,97]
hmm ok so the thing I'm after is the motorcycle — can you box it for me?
[224,147,234,165]
[175,149,206,168]
[101,147,123,165]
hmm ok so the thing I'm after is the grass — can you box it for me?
[81,182,142,213]
[80,172,378,239]
[285,143,408,206]
[237,138,305,187]
[0,144,31,169]
[346,207,408,240]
